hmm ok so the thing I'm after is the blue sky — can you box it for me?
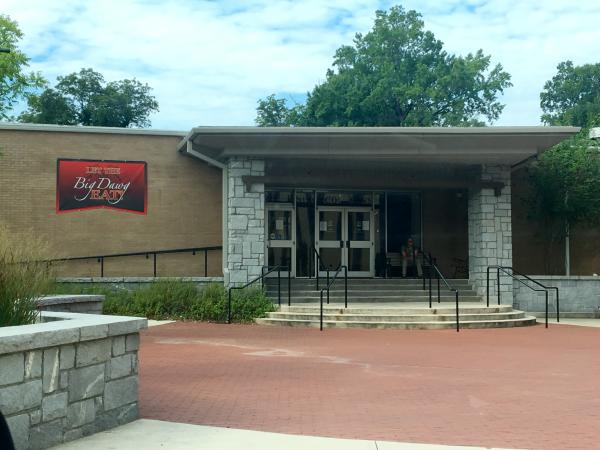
[4,0,600,130]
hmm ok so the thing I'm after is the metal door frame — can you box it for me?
[265,203,295,277]
[315,206,374,277]
[345,206,374,277]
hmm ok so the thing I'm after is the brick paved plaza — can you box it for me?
[139,323,600,450]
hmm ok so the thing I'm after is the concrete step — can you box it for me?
[255,303,537,330]
[266,289,479,296]
[265,279,471,287]
[266,311,527,322]
[255,316,538,330]
[272,296,479,303]
[279,305,515,314]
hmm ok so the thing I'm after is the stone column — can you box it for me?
[226,157,265,286]
[468,164,513,302]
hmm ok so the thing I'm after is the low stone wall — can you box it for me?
[36,295,105,314]
[0,311,147,450]
[513,276,600,317]
[56,276,223,291]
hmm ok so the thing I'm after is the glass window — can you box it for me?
[296,190,315,277]
[319,248,342,271]
[386,192,422,251]
[266,190,293,203]
[318,211,342,241]
[347,211,370,241]
[348,248,370,272]
[317,191,372,206]
[267,210,292,240]
[268,248,292,269]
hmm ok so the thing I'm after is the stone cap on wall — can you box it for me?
[56,277,224,283]
[515,275,600,281]
[35,294,105,307]
[0,312,147,355]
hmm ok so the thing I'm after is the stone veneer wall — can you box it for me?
[55,277,224,291]
[226,157,265,286]
[468,164,513,299]
[0,312,146,450]
[513,276,600,317]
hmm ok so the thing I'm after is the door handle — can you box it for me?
[347,240,350,248]
[339,241,344,248]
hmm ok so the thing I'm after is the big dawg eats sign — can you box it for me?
[56,159,147,214]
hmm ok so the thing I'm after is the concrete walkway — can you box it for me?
[138,321,600,450]
[552,318,600,328]
[50,419,522,450]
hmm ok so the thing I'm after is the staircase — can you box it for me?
[257,278,537,330]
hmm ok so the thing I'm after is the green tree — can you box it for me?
[0,15,46,119]
[532,61,600,274]
[19,68,159,127]
[541,61,600,127]
[528,132,600,274]
[256,6,512,127]
[255,94,305,126]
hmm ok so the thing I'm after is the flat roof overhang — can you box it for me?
[177,126,580,167]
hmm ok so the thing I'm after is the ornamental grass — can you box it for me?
[0,225,53,327]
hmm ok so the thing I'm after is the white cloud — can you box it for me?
[3,0,600,129]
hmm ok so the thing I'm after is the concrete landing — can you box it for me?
[49,419,522,450]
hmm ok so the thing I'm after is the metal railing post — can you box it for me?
[320,290,324,331]
[227,289,232,324]
[344,266,348,309]
[153,253,157,277]
[204,249,208,277]
[326,270,330,304]
[497,267,501,305]
[422,264,426,290]
[545,290,549,329]
[486,266,490,307]
[428,269,432,308]
[288,268,291,307]
[556,289,560,323]
[100,257,104,277]
[278,269,281,307]
[437,269,440,304]
[455,290,460,332]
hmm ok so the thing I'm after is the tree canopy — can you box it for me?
[529,133,600,231]
[0,15,46,120]
[540,61,600,127]
[530,60,600,274]
[256,6,512,127]
[19,68,159,127]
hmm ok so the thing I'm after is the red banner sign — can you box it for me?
[56,159,147,214]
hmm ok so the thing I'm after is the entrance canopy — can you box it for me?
[178,126,579,166]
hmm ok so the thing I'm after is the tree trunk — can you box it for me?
[565,219,570,276]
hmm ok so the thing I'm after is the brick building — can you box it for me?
[2,123,597,299]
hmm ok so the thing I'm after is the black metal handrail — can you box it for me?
[261,265,292,307]
[227,265,288,324]
[45,245,222,277]
[424,253,460,332]
[311,245,324,290]
[487,266,559,328]
[319,265,348,331]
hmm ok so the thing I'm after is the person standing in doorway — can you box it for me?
[402,237,423,278]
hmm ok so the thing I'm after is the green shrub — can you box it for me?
[55,280,276,323]
[0,225,54,327]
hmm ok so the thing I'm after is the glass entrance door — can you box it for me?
[316,207,374,277]
[346,208,373,277]
[316,208,343,273]
[266,206,295,276]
